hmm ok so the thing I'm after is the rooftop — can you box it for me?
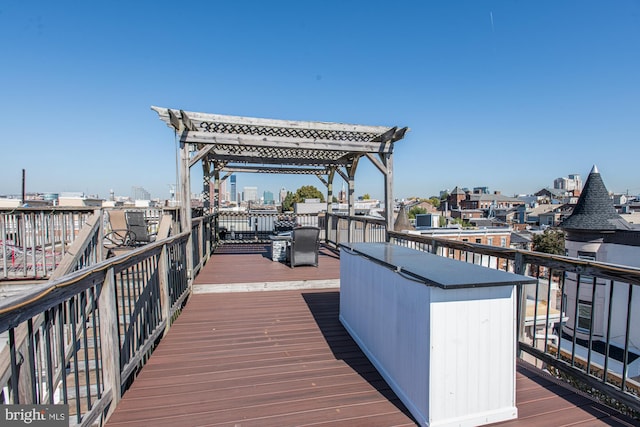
[103,245,637,426]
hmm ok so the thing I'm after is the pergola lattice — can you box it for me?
[152,106,408,231]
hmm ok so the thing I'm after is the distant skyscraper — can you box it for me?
[264,190,274,205]
[279,187,288,203]
[230,175,237,202]
[219,178,227,201]
[243,186,258,202]
[131,186,151,200]
[554,174,582,192]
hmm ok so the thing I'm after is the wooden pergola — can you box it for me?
[151,106,408,233]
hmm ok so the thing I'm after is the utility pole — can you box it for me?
[21,169,26,203]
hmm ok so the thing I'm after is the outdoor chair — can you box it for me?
[124,211,155,244]
[104,210,156,256]
[104,210,134,247]
[287,226,320,268]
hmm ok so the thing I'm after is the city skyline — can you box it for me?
[9,168,639,205]
[2,2,639,200]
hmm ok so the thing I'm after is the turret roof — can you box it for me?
[560,166,632,231]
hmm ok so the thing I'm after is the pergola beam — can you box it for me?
[221,165,330,175]
[206,155,351,167]
[179,110,196,131]
[153,106,393,136]
[189,145,216,168]
[181,132,394,154]
[365,153,388,175]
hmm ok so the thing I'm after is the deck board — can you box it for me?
[106,248,638,427]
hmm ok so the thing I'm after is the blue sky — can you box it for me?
[2,1,639,201]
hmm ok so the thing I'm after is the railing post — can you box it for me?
[430,239,438,255]
[98,267,121,418]
[156,214,173,331]
[158,245,171,335]
[514,252,526,276]
[363,220,369,243]
[514,252,527,353]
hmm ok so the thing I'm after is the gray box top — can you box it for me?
[341,242,536,289]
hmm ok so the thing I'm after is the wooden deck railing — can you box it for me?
[0,213,212,426]
[325,213,386,245]
[216,212,323,243]
[0,207,96,280]
[2,211,639,423]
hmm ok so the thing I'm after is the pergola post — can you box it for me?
[327,169,335,215]
[384,152,394,236]
[213,169,220,213]
[326,170,335,241]
[202,159,211,214]
[347,158,359,242]
[180,138,193,281]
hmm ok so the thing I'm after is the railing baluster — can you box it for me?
[569,274,582,367]
[70,296,81,423]
[603,279,614,384]
[586,276,597,375]
[43,310,55,404]
[544,268,553,353]
[57,304,68,404]
[80,290,92,410]
[26,319,37,403]
[532,265,541,348]
[557,272,566,361]
[89,287,102,400]
[9,329,19,404]
[621,284,633,391]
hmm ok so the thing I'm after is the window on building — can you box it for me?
[577,251,596,282]
[487,237,493,246]
[577,300,592,334]
[500,237,507,247]
[475,238,482,244]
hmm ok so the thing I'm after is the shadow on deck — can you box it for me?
[106,245,638,427]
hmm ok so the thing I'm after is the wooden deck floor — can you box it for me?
[106,248,638,427]
[193,244,341,292]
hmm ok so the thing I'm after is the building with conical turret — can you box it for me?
[560,166,640,377]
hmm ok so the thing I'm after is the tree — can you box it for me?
[428,197,441,208]
[532,229,565,255]
[282,185,325,212]
[451,217,471,228]
[408,206,427,219]
[362,193,371,200]
[282,192,295,212]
